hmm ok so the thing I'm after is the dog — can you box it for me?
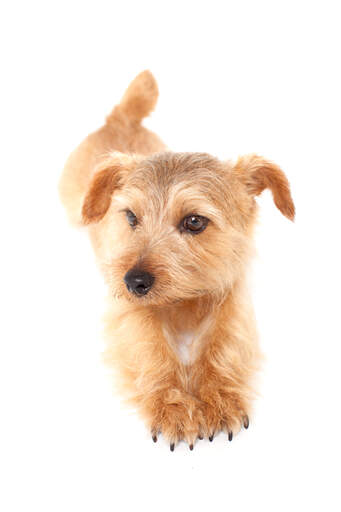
[59,70,295,450]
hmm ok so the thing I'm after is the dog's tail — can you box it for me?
[107,70,159,125]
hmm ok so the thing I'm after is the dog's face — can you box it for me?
[82,152,294,306]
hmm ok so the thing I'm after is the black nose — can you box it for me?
[124,269,155,296]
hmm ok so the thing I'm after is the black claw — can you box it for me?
[198,435,203,440]
[243,415,249,429]
[189,444,194,451]
[209,434,214,442]
[170,443,175,452]
[228,431,233,441]
[152,435,157,443]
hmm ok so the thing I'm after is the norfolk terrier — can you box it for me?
[59,71,295,450]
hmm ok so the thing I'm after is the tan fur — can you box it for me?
[59,71,295,449]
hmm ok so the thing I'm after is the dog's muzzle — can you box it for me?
[124,268,155,296]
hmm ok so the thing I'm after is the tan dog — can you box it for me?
[59,70,295,450]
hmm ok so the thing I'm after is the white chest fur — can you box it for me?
[162,316,213,365]
[173,331,195,365]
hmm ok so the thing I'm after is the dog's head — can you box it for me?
[82,151,294,305]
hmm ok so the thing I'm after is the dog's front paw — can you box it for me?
[199,388,250,441]
[150,396,205,450]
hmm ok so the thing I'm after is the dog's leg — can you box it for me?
[126,355,206,450]
[192,352,253,441]
[104,307,206,450]
[190,297,261,440]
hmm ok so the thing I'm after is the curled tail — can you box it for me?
[107,70,159,124]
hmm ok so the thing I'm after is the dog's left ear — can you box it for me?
[234,154,295,220]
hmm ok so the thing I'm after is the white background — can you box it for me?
[1,1,340,511]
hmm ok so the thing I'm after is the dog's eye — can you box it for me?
[126,210,138,228]
[180,215,209,234]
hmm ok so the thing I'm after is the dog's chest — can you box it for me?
[162,317,212,365]
[173,331,195,365]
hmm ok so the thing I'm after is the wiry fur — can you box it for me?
[59,71,295,449]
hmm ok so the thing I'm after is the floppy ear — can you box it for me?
[82,153,136,224]
[234,154,295,221]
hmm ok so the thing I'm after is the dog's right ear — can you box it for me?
[82,153,135,224]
